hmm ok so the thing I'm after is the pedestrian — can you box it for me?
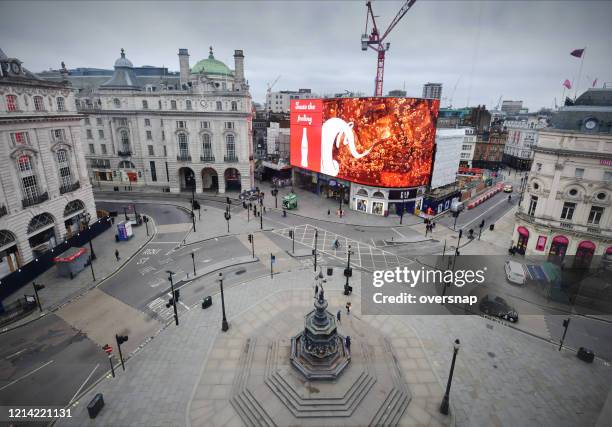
[345,335,351,353]
[337,310,341,323]
[115,249,120,261]
[345,301,351,315]
[432,222,436,229]
[328,209,331,216]
[314,284,318,298]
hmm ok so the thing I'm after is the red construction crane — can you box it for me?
[361,0,417,96]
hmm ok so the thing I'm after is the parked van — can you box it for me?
[450,199,464,213]
[505,260,526,285]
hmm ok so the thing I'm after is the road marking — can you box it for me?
[179,301,191,310]
[136,257,150,265]
[69,363,99,404]
[459,196,509,228]
[5,348,28,359]
[0,360,54,391]
[139,266,156,275]
[391,228,406,239]
[159,257,174,265]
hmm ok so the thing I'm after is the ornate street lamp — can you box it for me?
[440,339,461,415]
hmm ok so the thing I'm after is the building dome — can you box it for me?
[191,46,233,76]
[114,48,133,68]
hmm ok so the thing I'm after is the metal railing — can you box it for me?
[200,155,215,163]
[0,205,7,218]
[177,154,192,161]
[22,192,49,208]
[224,155,239,163]
[117,150,132,157]
[516,211,612,238]
[59,181,81,195]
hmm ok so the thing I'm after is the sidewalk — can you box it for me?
[1,219,153,332]
[58,265,611,427]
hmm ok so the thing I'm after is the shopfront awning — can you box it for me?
[552,235,569,245]
[261,161,291,171]
[517,226,529,237]
[578,240,596,250]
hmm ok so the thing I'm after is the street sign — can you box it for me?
[103,344,113,354]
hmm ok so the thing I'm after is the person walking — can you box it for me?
[345,301,351,315]
[345,335,351,354]
[328,209,331,216]
[115,249,120,261]
[314,284,319,298]
[337,310,341,323]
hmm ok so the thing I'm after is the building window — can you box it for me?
[114,98,121,108]
[560,202,576,220]
[10,131,29,146]
[120,130,130,151]
[86,129,93,139]
[575,168,584,178]
[84,117,91,125]
[53,129,66,142]
[216,101,222,111]
[145,118,151,126]
[158,100,162,109]
[225,122,234,129]
[116,118,128,126]
[176,121,186,129]
[528,196,538,216]
[142,100,148,109]
[171,100,177,110]
[178,133,189,158]
[163,146,167,157]
[56,149,73,189]
[536,163,542,172]
[587,206,604,225]
[148,145,154,156]
[150,161,157,182]
[226,134,236,158]
[162,130,166,141]
[96,117,102,125]
[34,96,45,111]
[101,144,107,154]
[89,144,95,154]
[202,134,212,158]
[6,94,19,111]
[98,129,104,139]
[186,100,192,110]
[146,130,152,140]
[57,97,66,111]
[200,121,209,129]
[18,155,39,202]
[604,171,612,182]
[231,101,237,111]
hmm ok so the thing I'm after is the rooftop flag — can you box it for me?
[563,79,572,89]
[592,78,598,88]
[570,48,585,58]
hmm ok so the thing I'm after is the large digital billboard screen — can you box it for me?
[290,97,439,188]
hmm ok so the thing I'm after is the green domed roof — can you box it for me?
[191,47,233,76]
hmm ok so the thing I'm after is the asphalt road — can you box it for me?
[0,313,107,409]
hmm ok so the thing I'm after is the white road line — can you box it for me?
[69,363,99,404]
[5,348,28,359]
[392,228,407,239]
[0,360,54,391]
[179,301,191,310]
[460,196,508,228]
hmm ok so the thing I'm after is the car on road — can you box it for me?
[504,184,513,193]
[505,260,526,285]
[450,199,464,212]
[479,295,519,322]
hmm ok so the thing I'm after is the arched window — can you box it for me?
[226,134,236,159]
[201,134,212,159]
[34,96,45,111]
[113,98,121,108]
[27,213,55,234]
[186,100,192,110]
[120,130,130,151]
[64,200,85,217]
[178,133,189,158]
[216,101,222,111]
[18,155,40,203]
[6,95,18,112]
[56,97,66,111]
[56,149,74,191]
[0,230,16,248]
[118,161,136,169]
[231,101,237,111]
[171,100,177,110]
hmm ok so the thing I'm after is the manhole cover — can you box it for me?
[234,268,247,275]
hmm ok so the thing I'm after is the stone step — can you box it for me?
[388,390,411,427]
[244,389,277,427]
[231,391,275,427]
[369,387,401,427]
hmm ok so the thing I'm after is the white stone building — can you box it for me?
[459,127,476,168]
[265,89,317,114]
[0,49,96,273]
[430,128,464,189]
[502,117,546,171]
[513,89,612,265]
[78,47,253,194]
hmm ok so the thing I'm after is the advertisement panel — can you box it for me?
[290,97,439,188]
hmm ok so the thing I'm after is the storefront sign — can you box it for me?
[536,235,547,251]
[600,159,612,166]
[388,189,418,200]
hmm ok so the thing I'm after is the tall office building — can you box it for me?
[422,83,442,100]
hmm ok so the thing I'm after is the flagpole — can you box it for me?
[574,46,586,100]
[561,87,566,108]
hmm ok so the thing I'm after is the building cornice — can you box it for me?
[76,109,250,119]
[532,146,611,160]
[0,114,83,125]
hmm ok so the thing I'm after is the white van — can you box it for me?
[450,199,464,213]
[504,260,526,285]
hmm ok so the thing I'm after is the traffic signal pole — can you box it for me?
[32,281,42,312]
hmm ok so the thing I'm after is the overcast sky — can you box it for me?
[1,0,610,110]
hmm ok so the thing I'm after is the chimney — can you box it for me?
[178,48,189,87]
[233,49,244,82]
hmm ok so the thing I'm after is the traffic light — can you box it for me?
[116,334,128,345]
[248,234,252,243]
[480,219,485,229]
[174,289,180,302]
[271,254,276,263]
[166,298,174,308]
[288,230,293,238]
[34,283,45,291]
[458,229,463,239]
[226,197,231,205]
[563,319,570,328]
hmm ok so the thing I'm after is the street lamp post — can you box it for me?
[143,215,149,236]
[399,193,406,225]
[218,272,229,332]
[440,339,460,415]
[191,251,196,277]
[224,208,231,233]
[123,206,128,221]
[272,187,278,209]
[166,270,179,326]
[344,245,353,295]
[313,228,319,272]
[452,210,460,231]
[259,194,263,230]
